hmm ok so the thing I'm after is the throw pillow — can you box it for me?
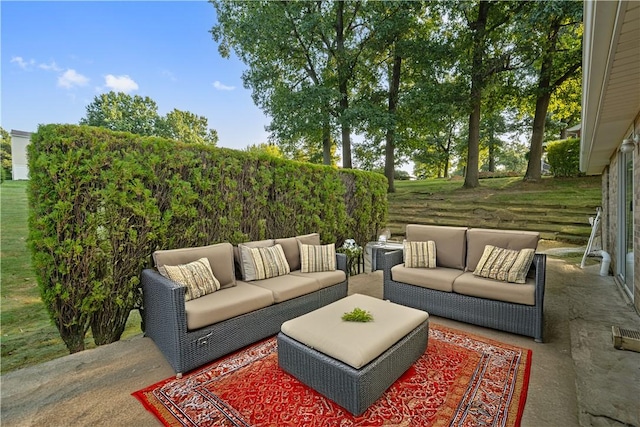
[299,243,337,273]
[473,245,535,284]
[240,244,291,281]
[404,240,437,268]
[160,257,221,301]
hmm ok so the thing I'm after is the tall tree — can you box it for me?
[213,1,336,165]
[460,1,525,188]
[213,1,385,169]
[80,91,218,144]
[0,127,11,181]
[522,1,582,182]
[156,109,219,145]
[80,91,159,136]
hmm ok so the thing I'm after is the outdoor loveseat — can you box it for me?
[141,233,348,376]
[382,225,546,342]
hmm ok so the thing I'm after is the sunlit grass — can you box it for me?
[0,181,143,374]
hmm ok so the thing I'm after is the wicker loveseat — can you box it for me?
[141,233,348,376]
[382,225,546,342]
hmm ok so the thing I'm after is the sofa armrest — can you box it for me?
[532,253,546,308]
[336,252,348,276]
[141,269,188,365]
[382,249,403,285]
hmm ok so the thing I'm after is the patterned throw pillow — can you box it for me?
[473,245,535,284]
[300,243,337,273]
[241,244,291,281]
[404,240,437,268]
[161,257,221,301]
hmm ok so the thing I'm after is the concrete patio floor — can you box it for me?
[2,250,639,426]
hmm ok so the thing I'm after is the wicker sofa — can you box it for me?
[141,233,348,376]
[382,225,546,342]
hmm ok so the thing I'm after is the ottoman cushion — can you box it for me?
[280,293,428,368]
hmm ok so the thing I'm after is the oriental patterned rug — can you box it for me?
[133,324,531,427]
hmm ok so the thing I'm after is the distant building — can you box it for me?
[10,130,31,180]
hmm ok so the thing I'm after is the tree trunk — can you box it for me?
[524,92,552,181]
[385,52,402,193]
[464,1,489,189]
[322,114,332,165]
[91,304,130,346]
[59,324,86,353]
[335,1,352,169]
[524,26,555,182]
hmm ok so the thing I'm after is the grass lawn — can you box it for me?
[388,175,602,243]
[0,181,141,374]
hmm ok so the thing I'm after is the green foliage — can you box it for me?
[27,124,387,352]
[341,307,374,323]
[546,138,582,178]
[80,91,218,145]
[0,127,11,181]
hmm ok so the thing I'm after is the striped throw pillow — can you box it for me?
[404,240,437,268]
[300,243,336,273]
[242,244,291,281]
[161,257,221,301]
[473,245,535,284]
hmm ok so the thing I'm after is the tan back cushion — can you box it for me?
[153,242,236,289]
[275,233,320,271]
[406,224,467,269]
[466,228,539,272]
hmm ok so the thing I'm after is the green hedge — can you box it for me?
[546,138,582,178]
[28,124,387,353]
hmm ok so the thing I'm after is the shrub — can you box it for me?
[546,138,582,177]
[28,124,387,352]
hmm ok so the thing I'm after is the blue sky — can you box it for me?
[1,1,270,151]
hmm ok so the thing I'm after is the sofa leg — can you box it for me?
[176,373,183,379]
[534,338,543,343]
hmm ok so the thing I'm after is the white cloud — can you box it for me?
[213,80,235,91]
[161,69,177,82]
[39,61,62,72]
[11,56,35,70]
[58,69,90,88]
[104,74,139,93]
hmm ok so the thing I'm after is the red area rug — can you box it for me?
[133,324,531,426]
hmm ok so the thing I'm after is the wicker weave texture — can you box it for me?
[277,320,429,416]
[142,259,348,375]
[382,249,545,342]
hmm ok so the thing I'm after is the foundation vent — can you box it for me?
[612,326,640,353]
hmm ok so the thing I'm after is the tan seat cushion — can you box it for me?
[281,294,428,369]
[453,272,535,305]
[184,281,274,330]
[248,274,319,303]
[406,224,467,269]
[290,269,346,289]
[391,265,462,292]
[466,228,539,272]
[153,242,236,289]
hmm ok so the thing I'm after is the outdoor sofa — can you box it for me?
[382,225,546,342]
[141,233,348,376]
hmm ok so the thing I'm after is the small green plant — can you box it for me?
[342,307,374,322]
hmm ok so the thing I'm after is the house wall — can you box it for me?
[10,130,31,180]
[601,124,640,313]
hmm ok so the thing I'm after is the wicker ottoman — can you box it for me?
[277,293,429,415]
